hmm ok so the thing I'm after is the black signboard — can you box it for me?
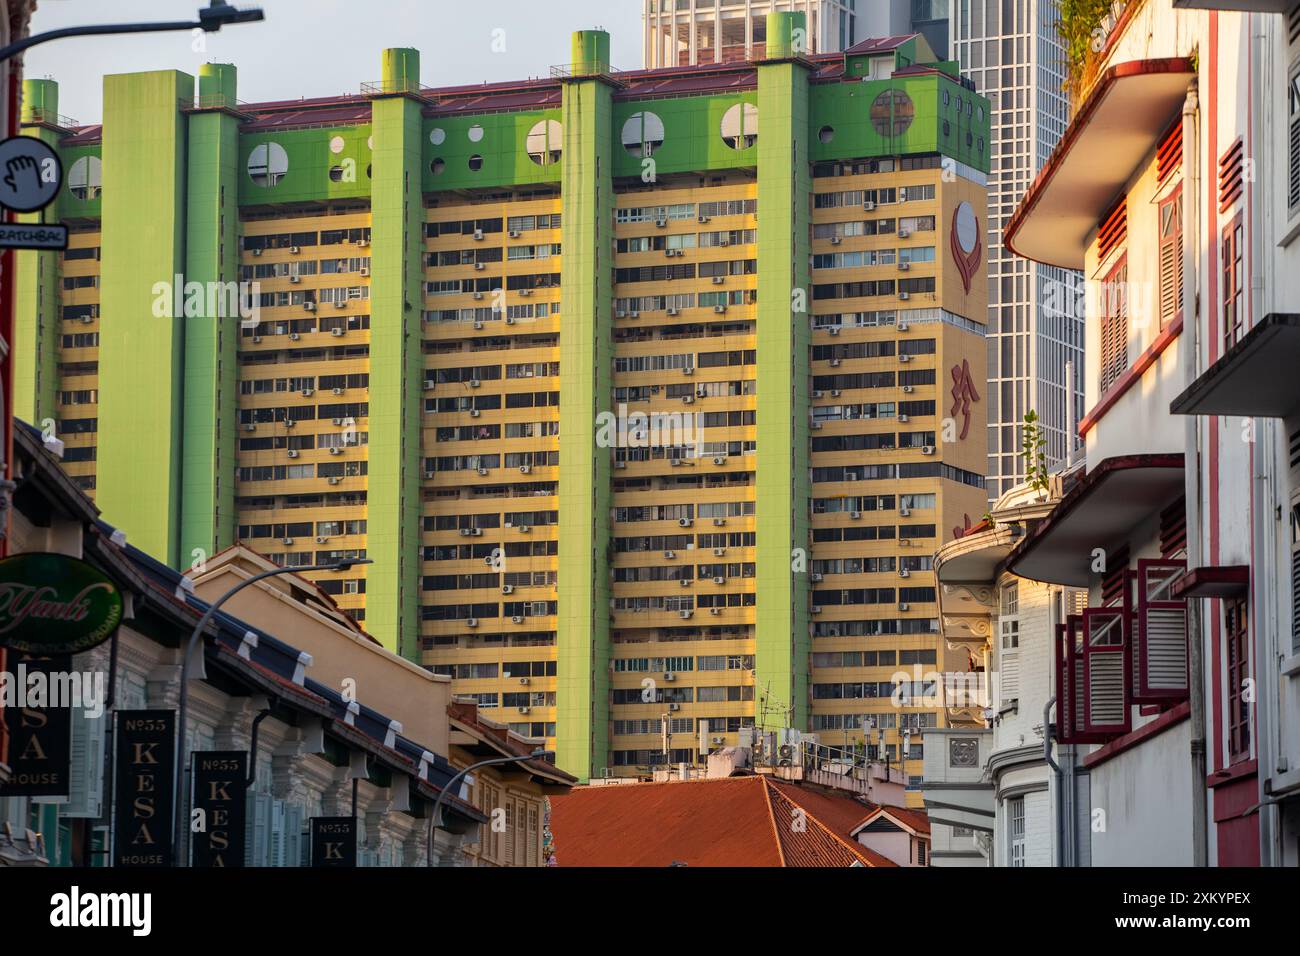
[190,751,248,867]
[113,710,175,868]
[0,652,72,796]
[310,816,357,867]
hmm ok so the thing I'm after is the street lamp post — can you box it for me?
[170,557,372,867]
[426,750,554,867]
[0,2,265,65]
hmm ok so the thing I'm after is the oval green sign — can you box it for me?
[0,552,123,654]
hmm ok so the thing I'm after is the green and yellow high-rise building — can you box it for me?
[15,16,990,791]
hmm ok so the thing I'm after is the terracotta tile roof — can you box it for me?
[852,805,933,837]
[547,775,896,867]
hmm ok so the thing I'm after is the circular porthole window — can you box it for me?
[366,164,372,178]
[430,127,446,146]
[942,120,951,138]
[621,111,665,157]
[966,132,973,147]
[468,124,485,143]
[329,165,346,182]
[956,96,964,113]
[978,137,985,153]
[818,125,835,144]
[247,142,288,187]
[431,158,446,176]
[977,106,984,122]
[468,154,483,171]
[526,119,563,166]
[943,90,951,107]
[870,89,915,137]
[367,135,373,150]
[67,155,102,200]
[720,102,758,150]
[329,135,346,155]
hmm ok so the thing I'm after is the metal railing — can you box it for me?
[23,106,78,129]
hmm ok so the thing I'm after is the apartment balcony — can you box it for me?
[919,728,994,835]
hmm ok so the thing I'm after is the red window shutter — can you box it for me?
[1082,606,1131,737]
[1055,615,1085,745]
[1157,117,1183,184]
[1159,499,1187,558]
[1134,559,1189,702]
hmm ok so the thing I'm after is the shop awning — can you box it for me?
[1170,314,1300,418]
[1004,58,1195,270]
[1006,455,1186,587]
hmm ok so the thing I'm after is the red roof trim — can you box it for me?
[1004,58,1195,266]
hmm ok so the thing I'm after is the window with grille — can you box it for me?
[1007,796,1025,867]
[1099,259,1128,395]
[1290,66,1300,213]
[1223,215,1245,351]
[1158,190,1183,329]
[1225,597,1251,763]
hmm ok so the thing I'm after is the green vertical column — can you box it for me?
[367,49,424,656]
[755,12,812,729]
[181,64,240,565]
[556,30,614,782]
[97,70,194,565]
[13,79,64,428]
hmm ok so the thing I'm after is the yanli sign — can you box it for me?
[0,552,123,655]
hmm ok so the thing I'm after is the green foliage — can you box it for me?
[1020,411,1051,496]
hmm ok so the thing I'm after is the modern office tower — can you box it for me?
[950,0,1079,500]
[643,0,859,67]
[14,17,988,787]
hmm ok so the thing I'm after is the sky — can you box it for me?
[25,0,644,125]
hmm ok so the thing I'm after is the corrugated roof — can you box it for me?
[548,775,895,867]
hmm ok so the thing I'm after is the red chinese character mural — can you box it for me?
[950,358,980,441]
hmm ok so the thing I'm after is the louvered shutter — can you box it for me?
[269,799,286,867]
[244,792,272,867]
[1082,607,1131,736]
[1055,615,1086,745]
[64,708,106,818]
[1135,559,1189,702]
[283,804,304,867]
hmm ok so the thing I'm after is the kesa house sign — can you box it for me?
[0,553,124,655]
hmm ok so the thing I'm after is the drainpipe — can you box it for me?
[1181,80,1209,868]
[1043,695,1068,866]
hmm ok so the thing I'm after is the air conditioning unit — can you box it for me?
[712,518,726,527]
[245,423,257,432]
[711,276,724,285]
[328,477,341,485]
[709,607,721,616]
[251,336,262,344]
[359,267,369,277]
[863,200,876,211]
[518,525,531,534]
[678,518,693,528]
[900,354,911,364]
[664,248,675,258]
[329,447,342,456]
[284,419,296,428]
[899,568,911,578]
[467,618,479,627]
[615,311,626,319]
[899,292,910,301]
[713,305,727,314]
[902,385,914,394]
[682,395,695,406]
[508,230,521,239]
[470,409,481,418]
[469,379,481,388]
[830,237,842,246]
[358,239,370,248]
[282,537,294,546]
[615,461,627,469]
[810,422,822,430]
[899,603,910,612]
[900,507,911,517]
[655,219,667,228]
[253,248,263,256]
[811,605,823,614]
[698,215,710,224]
[811,572,824,582]
[720,238,730,247]
[898,228,911,238]
[679,579,691,588]
[315,535,327,544]
[290,246,300,254]
[899,262,911,272]
[830,359,841,368]
[831,389,842,398]
[664,551,676,559]
[711,736,725,745]
[712,576,725,585]
[80,316,94,325]
[849,511,861,520]
[678,610,692,620]
[829,327,840,336]
[663,672,676,682]
[897,322,910,332]
[517,675,528,684]
[290,275,301,284]
[304,302,316,312]
[666,308,679,316]
[473,229,484,241]
[475,262,486,271]
[512,615,524,624]
[328,327,343,337]
[898,414,910,423]
[291,333,302,342]
[713,547,726,557]
[459,528,472,537]
[287,449,299,459]
[682,367,694,376]
[669,702,681,711]
[519,464,531,474]
[473,321,484,330]
[921,445,935,455]
[520,289,532,297]
[504,317,515,326]
[473,291,484,300]
[332,418,344,426]
[812,390,823,399]
[629,311,640,319]
[517,705,530,714]
[477,467,488,476]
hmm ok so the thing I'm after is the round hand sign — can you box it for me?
[0,135,62,213]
